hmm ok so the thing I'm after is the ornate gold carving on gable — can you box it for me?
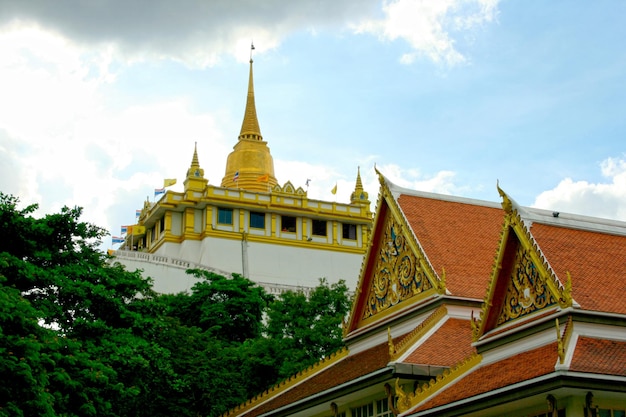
[497,244,558,325]
[363,214,433,320]
[473,201,576,341]
[272,181,307,196]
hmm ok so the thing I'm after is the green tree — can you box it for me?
[264,278,351,379]
[0,193,175,416]
[0,192,352,416]
[163,269,273,344]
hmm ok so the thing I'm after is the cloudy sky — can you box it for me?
[1,0,625,249]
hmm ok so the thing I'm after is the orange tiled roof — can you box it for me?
[239,341,392,417]
[530,223,626,315]
[404,318,475,367]
[571,337,626,376]
[413,343,557,413]
[397,194,503,299]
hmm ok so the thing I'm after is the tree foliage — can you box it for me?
[264,278,351,378]
[0,192,351,416]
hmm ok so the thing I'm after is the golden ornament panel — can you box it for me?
[497,245,556,325]
[363,214,432,319]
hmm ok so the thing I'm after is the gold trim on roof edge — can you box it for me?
[345,171,444,336]
[471,187,575,342]
[395,352,482,414]
[344,170,390,337]
[221,346,349,417]
[389,305,448,361]
[382,175,444,296]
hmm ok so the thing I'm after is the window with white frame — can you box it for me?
[312,219,327,236]
[249,211,265,229]
[342,223,357,240]
[350,399,393,417]
[351,403,373,417]
[281,215,296,232]
[217,207,233,225]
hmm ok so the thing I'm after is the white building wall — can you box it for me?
[116,237,363,294]
[245,242,362,289]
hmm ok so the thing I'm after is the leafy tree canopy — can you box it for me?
[0,193,351,417]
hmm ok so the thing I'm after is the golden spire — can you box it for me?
[221,46,278,192]
[186,142,204,178]
[184,142,207,194]
[350,167,370,206]
[239,55,262,141]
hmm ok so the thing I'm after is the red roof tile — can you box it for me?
[530,223,626,314]
[397,195,503,299]
[571,337,626,376]
[239,342,391,417]
[404,318,475,367]
[414,343,557,412]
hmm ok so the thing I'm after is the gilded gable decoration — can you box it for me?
[345,170,442,333]
[282,181,295,194]
[272,181,307,196]
[362,213,434,320]
[497,244,558,325]
[473,186,575,342]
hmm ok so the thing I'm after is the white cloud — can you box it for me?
[0,23,230,240]
[1,0,499,68]
[532,156,626,221]
[375,163,460,193]
[0,1,379,67]
[353,0,499,65]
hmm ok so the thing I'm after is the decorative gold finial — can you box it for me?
[556,318,565,364]
[559,272,573,308]
[395,378,411,413]
[497,180,513,213]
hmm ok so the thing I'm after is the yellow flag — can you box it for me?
[163,178,177,188]
[256,174,269,182]
[132,225,146,235]
[331,183,337,195]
